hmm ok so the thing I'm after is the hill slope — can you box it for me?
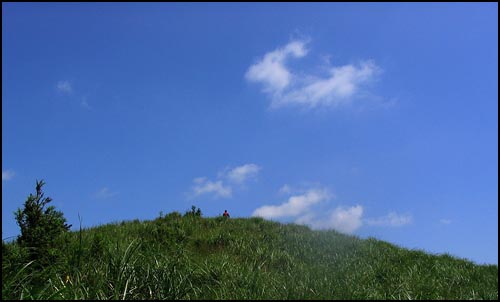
[2,212,498,299]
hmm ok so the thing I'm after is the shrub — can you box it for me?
[165,211,182,221]
[14,180,71,265]
[184,205,202,218]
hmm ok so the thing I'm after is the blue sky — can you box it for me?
[2,3,498,264]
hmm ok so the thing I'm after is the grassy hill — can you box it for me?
[2,211,498,299]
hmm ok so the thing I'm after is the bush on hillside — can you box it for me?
[14,180,71,265]
[184,205,202,218]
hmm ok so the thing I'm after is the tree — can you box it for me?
[184,205,202,217]
[14,180,71,263]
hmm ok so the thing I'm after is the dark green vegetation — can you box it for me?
[2,183,498,299]
[14,180,71,267]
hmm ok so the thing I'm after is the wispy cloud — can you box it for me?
[56,80,73,94]
[279,184,292,195]
[278,61,379,108]
[56,81,93,110]
[2,170,15,181]
[80,97,91,110]
[252,188,331,219]
[246,39,381,109]
[440,219,452,225]
[226,164,261,184]
[189,163,261,199]
[365,212,413,227]
[246,40,308,95]
[191,177,232,199]
[94,187,118,199]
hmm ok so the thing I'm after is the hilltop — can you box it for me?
[2,210,498,299]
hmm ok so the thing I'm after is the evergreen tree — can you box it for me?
[14,180,71,263]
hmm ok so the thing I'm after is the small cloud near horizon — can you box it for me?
[191,177,232,199]
[365,212,413,227]
[2,170,15,181]
[252,186,364,235]
[94,187,118,199]
[189,163,261,199]
[253,184,413,235]
[297,205,364,234]
[252,187,331,219]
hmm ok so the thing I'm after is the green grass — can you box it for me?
[3,213,498,299]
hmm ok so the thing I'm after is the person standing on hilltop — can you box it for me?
[223,210,230,218]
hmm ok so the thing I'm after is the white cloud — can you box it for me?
[440,219,452,225]
[365,212,413,227]
[57,80,72,94]
[252,183,413,235]
[191,177,232,199]
[56,81,93,111]
[80,97,91,110]
[94,187,118,199]
[252,188,331,219]
[252,186,364,235]
[245,40,308,95]
[294,212,316,225]
[245,39,380,109]
[295,205,364,234]
[226,164,261,184]
[2,170,15,181]
[327,205,364,234]
[279,184,292,194]
[277,61,379,108]
[190,163,261,199]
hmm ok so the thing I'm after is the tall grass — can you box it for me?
[2,213,498,299]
